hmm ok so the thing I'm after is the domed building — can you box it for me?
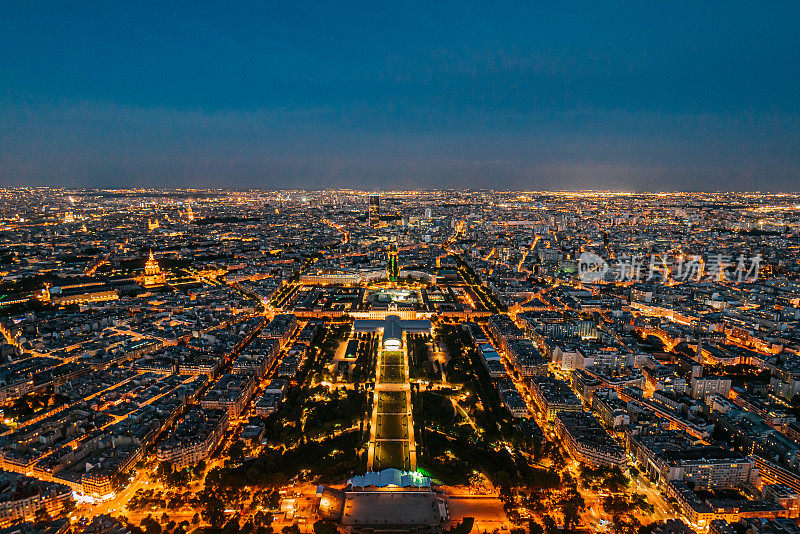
[138,250,166,288]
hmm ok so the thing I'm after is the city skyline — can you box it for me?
[0,189,799,533]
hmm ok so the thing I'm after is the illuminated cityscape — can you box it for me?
[0,190,797,534]
[2,2,800,534]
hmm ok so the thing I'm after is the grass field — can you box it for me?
[374,440,410,471]
[377,391,407,413]
[377,413,408,440]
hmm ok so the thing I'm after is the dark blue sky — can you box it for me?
[1,2,799,190]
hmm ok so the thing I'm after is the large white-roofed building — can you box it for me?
[348,468,431,490]
[318,469,449,534]
[353,315,432,350]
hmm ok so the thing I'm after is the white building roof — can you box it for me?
[347,468,431,489]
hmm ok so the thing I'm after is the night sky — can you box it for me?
[1,2,799,191]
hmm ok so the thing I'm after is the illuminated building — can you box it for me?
[138,249,166,288]
[157,408,228,468]
[528,376,582,421]
[48,284,119,306]
[555,411,626,467]
[200,374,256,418]
[353,315,431,351]
[369,194,380,225]
[0,472,72,527]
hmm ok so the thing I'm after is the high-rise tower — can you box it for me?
[368,195,380,226]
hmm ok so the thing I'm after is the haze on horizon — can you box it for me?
[1,2,799,192]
